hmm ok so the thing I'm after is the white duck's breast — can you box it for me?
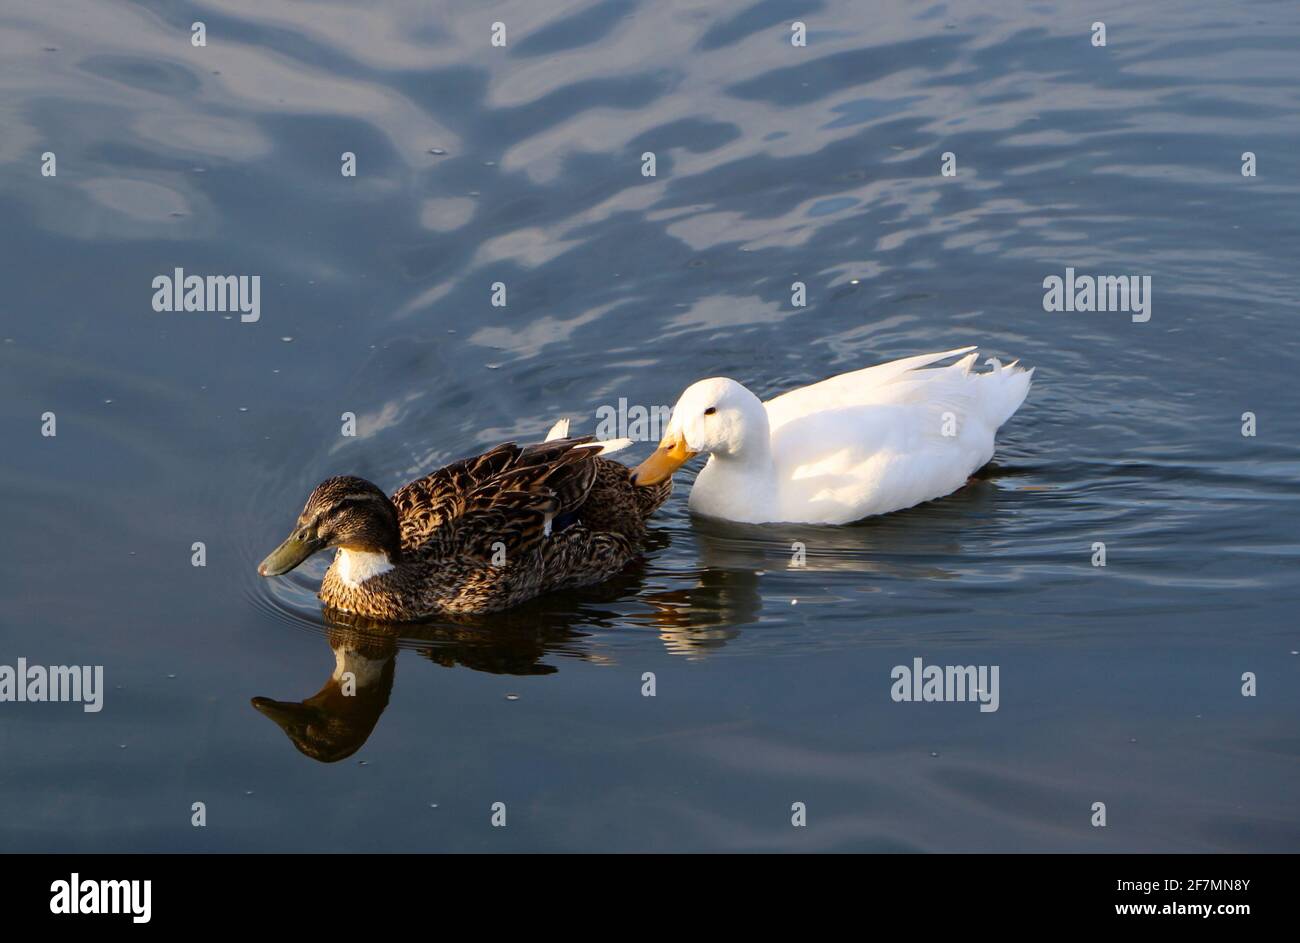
[689,456,779,523]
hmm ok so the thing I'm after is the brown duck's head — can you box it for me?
[257,476,401,577]
[252,628,397,763]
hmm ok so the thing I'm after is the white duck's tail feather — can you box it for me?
[544,418,571,442]
[954,349,980,375]
[978,357,1034,428]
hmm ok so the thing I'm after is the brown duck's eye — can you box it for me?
[704,406,717,416]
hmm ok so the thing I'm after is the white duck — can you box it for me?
[631,347,1033,525]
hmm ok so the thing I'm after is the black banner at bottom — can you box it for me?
[4,852,1282,929]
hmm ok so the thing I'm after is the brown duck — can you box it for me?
[257,424,670,619]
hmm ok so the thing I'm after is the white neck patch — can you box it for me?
[334,548,394,588]
[332,647,387,686]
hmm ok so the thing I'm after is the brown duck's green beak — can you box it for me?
[257,530,324,577]
[250,696,311,727]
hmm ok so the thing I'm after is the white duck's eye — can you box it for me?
[704,406,717,416]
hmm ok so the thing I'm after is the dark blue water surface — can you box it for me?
[1,0,1298,851]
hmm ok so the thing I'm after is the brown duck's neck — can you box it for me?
[333,547,398,588]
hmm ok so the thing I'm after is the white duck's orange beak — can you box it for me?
[631,431,696,486]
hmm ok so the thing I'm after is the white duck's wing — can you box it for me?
[768,353,1033,523]
[763,346,976,432]
[768,406,975,523]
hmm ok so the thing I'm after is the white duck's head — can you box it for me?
[631,377,768,486]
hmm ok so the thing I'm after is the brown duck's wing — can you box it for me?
[484,437,599,517]
[391,442,519,546]
[395,437,602,555]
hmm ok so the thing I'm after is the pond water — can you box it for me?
[1,0,1298,851]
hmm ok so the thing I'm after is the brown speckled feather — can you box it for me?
[319,437,671,619]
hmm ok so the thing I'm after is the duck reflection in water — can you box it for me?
[251,625,396,764]
[634,484,986,654]
[252,485,995,760]
[250,564,658,762]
